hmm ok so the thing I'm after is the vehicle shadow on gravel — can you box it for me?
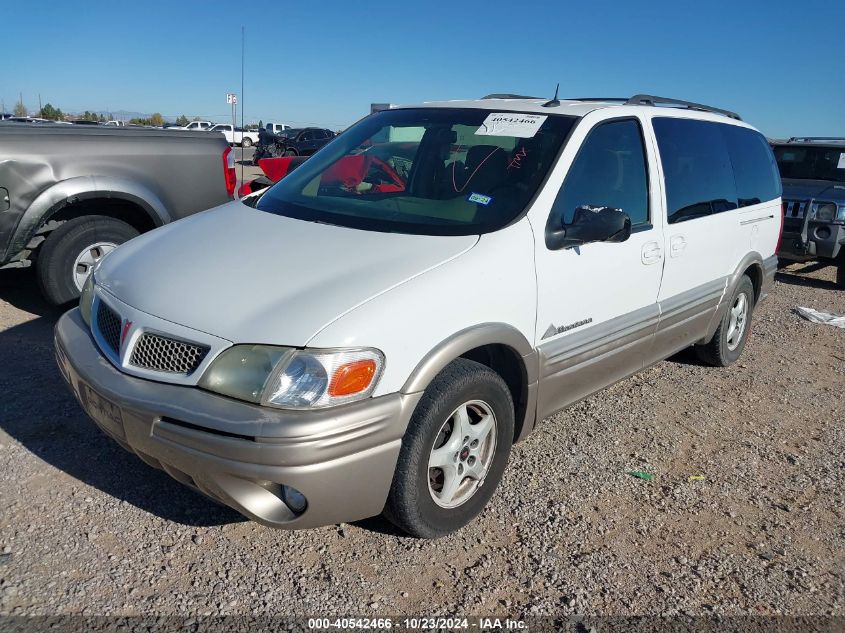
[775,269,841,291]
[0,269,66,317]
[0,277,245,527]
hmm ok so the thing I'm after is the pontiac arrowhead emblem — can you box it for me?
[120,320,133,348]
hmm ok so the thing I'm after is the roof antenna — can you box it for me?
[542,83,560,108]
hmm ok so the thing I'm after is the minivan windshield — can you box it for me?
[774,145,845,183]
[255,108,577,235]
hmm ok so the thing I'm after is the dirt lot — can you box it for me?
[0,261,843,622]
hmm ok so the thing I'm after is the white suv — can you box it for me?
[55,94,782,538]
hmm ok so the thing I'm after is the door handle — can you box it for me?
[670,235,687,258]
[641,241,662,265]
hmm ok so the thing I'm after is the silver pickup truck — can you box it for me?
[0,124,234,304]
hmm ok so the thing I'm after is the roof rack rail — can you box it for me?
[787,136,845,143]
[624,94,741,120]
[481,93,540,100]
[567,97,629,102]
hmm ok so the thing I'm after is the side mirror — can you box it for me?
[546,205,632,250]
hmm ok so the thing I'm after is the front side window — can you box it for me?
[255,108,577,235]
[653,118,739,224]
[549,119,650,228]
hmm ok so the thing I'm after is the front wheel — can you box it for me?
[695,275,755,367]
[836,259,845,289]
[283,149,297,157]
[37,215,139,305]
[384,358,514,538]
[241,137,253,148]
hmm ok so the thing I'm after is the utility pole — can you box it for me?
[38,93,42,115]
[241,25,245,186]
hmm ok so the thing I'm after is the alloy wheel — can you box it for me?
[726,291,749,351]
[427,400,497,509]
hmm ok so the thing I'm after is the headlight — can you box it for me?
[812,202,837,222]
[197,345,289,403]
[79,273,95,327]
[198,345,384,410]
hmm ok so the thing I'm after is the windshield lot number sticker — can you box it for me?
[476,113,547,138]
[468,192,493,205]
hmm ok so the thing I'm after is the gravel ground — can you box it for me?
[0,261,843,621]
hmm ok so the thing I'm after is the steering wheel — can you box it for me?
[367,156,406,191]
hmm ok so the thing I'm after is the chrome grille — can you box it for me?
[96,301,122,355]
[129,333,209,375]
[783,199,808,219]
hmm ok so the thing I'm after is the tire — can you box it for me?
[836,261,845,289]
[37,215,139,305]
[283,149,297,157]
[695,275,755,367]
[242,137,253,148]
[384,358,514,538]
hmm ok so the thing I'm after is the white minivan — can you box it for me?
[55,94,781,538]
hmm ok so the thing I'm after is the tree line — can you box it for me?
[10,98,264,128]
[13,98,109,122]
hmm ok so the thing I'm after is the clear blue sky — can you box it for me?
[1,0,842,137]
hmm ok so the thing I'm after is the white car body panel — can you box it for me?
[94,204,478,346]
[527,109,666,348]
[308,219,538,396]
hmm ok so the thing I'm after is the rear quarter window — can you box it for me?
[654,118,780,224]
[723,125,781,206]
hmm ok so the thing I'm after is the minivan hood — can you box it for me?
[96,203,478,345]
[782,179,845,202]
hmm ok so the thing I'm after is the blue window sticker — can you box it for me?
[468,192,493,205]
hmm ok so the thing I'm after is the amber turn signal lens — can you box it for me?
[328,359,377,397]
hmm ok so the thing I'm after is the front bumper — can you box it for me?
[779,220,845,262]
[54,308,421,529]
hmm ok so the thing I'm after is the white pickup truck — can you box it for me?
[265,122,291,135]
[166,121,213,131]
[208,124,260,147]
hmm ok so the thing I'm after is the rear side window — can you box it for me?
[653,118,737,223]
[723,125,781,206]
[654,118,780,224]
[550,119,650,226]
